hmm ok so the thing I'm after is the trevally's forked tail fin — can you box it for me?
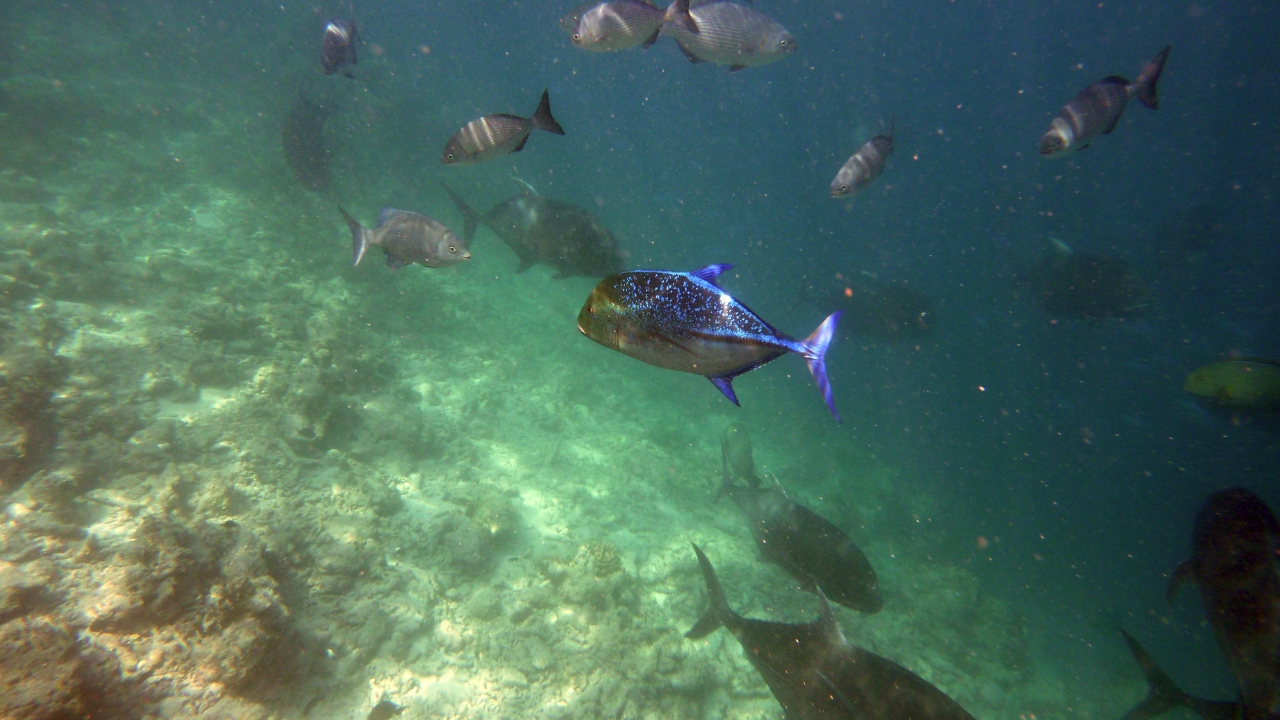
[798,311,842,423]
[685,543,732,640]
[1119,629,1240,720]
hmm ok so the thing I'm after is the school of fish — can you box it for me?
[292,5,1280,720]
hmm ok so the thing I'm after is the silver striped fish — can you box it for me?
[442,89,565,165]
[830,122,894,197]
[662,1,794,72]
[565,0,696,52]
[1039,46,1170,157]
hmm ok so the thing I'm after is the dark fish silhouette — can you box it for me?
[1117,630,1244,720]
[321,5,358,78]
[799,276,934,340]
[340,207,470,270]
[442,90,565,165]
[720,423,760,486]
[281,95,334,192]
[686,544,975,720]
[441,181,625,279]
[1039,46,1170,157]
[1169,489,1280,716]
[831,122,894,197]
[365,700,405,720]
[577,264,842,421]
[1019,242,1148,322]
[719,424,882,613]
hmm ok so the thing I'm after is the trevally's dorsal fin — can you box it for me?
[691,263,733,287]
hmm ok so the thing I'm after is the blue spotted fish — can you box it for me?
[577,264,842,421]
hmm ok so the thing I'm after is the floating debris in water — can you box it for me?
[798,274,934,340]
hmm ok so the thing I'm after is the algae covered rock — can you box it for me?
[0,343,65,494]
[390,482,519,581]
[0,616,147,720]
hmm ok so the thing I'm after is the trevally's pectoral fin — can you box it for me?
[648,330,693,354]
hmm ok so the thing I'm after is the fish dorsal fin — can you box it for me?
[691,263,733,286]
[377,207,401,226]
[1236,358,1280,368]
[816,587,845,647]
[510,176,539,195]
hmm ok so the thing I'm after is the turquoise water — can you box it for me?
[1,1,1278,718]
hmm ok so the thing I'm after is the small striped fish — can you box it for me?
[831,122,894,197]
[1039,46,1170,157]
[442,89,565,165]
[565,0,696,52]
[662,1,794,72]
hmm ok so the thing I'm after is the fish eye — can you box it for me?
[572,33,581,41]
[780,39,788,46]
[840,184,849,192]
[448,246,457,253]
[588,305,596,316]
[447,153,455,161]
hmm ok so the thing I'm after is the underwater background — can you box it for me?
[1,0,1279,718]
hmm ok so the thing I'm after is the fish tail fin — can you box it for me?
[532,89,565,136]
[340,206,369,266]
[798,311,843,423]
[665,0,698,34]
[439,182,480,243]
[1119,630,1191,720]
[1133,45,1171,110]
[685,544,730,639]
